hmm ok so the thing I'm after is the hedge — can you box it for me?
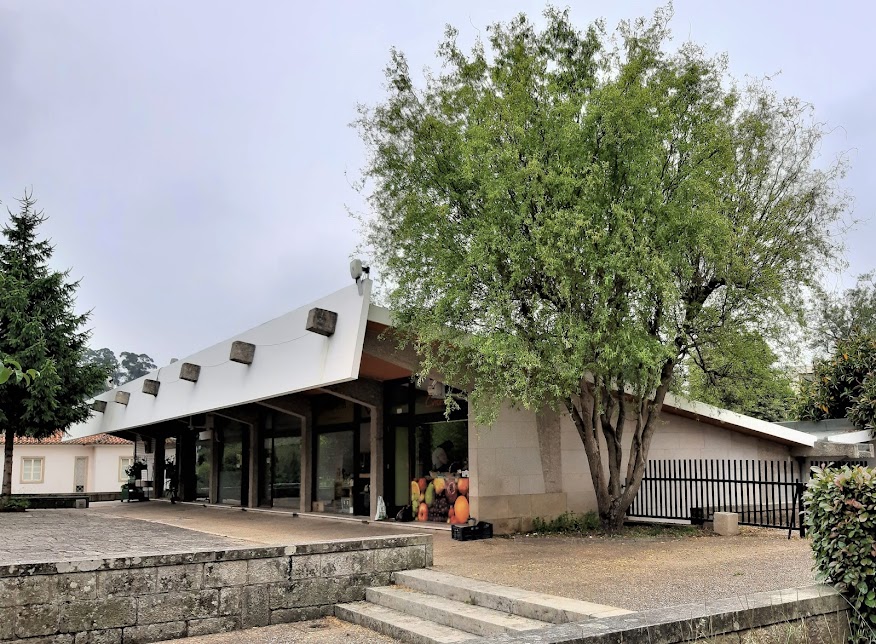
[805,465,876,641]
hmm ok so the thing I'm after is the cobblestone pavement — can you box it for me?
[0,508,252,565]
[162,618,397,644]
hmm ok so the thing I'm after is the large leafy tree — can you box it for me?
[685,331,794,422]
[0,192,106,497]
[809,272,876,355]
[81,348,156,392]
[795,333,876,436]
[356,8,848,529]
[119,351,157,383]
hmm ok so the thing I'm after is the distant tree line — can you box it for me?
[81,348,157,393]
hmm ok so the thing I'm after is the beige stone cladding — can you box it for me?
[468,400,795,530]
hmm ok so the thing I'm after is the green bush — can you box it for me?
[805,465,876,639]
[532,511,602,534]
[0,497,29,512]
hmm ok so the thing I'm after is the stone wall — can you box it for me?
[0,534,431,644]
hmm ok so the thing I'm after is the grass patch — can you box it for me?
[530,511,701,538]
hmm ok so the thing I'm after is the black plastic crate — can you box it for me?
[451,520,493,541]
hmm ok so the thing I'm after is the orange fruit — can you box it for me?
[454,496,470,523]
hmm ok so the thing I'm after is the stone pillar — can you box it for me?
[300,409,312,512]
[248,424,259,508]
[177,429,197,502]
[536,406,563,493]
[210,417,221,504]
[370,405,384,517]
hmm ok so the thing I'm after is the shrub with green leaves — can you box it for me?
[805,465,876,638]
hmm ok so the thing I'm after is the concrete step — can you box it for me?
[366,586,547,637]
[335,601,480,644]
[393,568,633,623]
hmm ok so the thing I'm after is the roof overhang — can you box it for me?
[663,393,817,448]
[827,429,875,445]
[64,281,373,442]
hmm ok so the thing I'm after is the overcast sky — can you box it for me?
[0,1,873,366]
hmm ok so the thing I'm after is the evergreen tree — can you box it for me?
[0,191,106,497]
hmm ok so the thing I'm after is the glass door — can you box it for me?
[260,413,302,509]
[217,421,249,506]
[314,429,355,514]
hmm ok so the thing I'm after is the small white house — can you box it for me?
[0,431,133,495]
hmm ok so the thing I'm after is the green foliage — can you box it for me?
[0,355,40,387]
[119,351,157,383]
[124,459,147,479]
[795,334,876,436]
[531,510,698,538]
[805,465,876,637]
[686,331,795,422]
[0,497,29,512]
[533,511,601,533]
[0,191,108,496]
[811,272,876,356]
[356,7,847,528]
[81,347,157,393]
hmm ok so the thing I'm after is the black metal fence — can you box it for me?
[628,459,806,534]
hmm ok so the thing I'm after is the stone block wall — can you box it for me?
[0,534,431,644]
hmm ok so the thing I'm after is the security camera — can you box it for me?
[350,259,370,282]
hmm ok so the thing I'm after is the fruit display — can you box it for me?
[409,473,470,524]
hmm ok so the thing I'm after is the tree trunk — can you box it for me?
[2,426,14,498]
[567,363,675,533]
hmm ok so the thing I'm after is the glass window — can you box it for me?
[195,434,212,501]
[217,423,247,506]
[315,430,355,514]
[119,457,134,482]
[21,457,44,483]
[261,412,302,509]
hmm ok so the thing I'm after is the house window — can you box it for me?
[21,457,44,484]
[119,457,134,482]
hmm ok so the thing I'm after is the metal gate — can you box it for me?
[627,459,806,535]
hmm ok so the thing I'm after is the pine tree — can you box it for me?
[0,191,107,497]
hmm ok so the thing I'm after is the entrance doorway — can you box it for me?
[383,379,468,517]
[215,416,249,506]
[312,395,371,516]
[259,412,302,509]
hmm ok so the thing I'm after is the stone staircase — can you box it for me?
[335,568,633,644]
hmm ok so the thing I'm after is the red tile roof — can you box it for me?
[0,431,131,446]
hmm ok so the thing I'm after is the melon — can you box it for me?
[424,482,435,506]
[410,481,420,498]
[454,496,470,523]
[457,477,469,497]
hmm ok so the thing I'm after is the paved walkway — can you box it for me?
[89,502,816,611]
[0,502,817,643]
[162,617,396,644]
[89,501,433,545]
[0,508,251,565]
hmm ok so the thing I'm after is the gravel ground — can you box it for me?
[431,526,817,611]
[161,618,397,643]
